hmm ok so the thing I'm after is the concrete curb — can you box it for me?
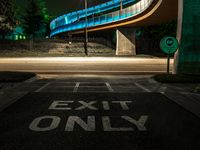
[24,75,38,83]
[35,71,170,75]
[0,75,38,112]
[0,92,28,112]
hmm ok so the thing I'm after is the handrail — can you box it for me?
[50,0,137,30]
[50,0,154,37]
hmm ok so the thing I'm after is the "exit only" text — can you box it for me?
[29,100,149,132]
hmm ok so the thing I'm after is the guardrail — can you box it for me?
[50,0,154,37]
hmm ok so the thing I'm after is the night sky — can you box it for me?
[16,0,110,16]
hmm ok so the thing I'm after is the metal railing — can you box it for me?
[51,0,154,37]
[50,0,136,30]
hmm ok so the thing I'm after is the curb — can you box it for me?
[24,75,38,83]
[0,75,38,112]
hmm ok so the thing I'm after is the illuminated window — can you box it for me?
[15,35,19,40]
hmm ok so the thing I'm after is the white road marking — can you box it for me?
[29,116,61,132]
[49,101,73,110]
[105,82,114,92]
[112,101,132,110]
[65,116,95,131]
[148,78,158,84]
[35,82,50,92]
[102,101,110,110]
[75,101,98,110]
[73,82,80,93]
[122,115,148,131]
[102,116,133,131]
[158,86,167,94]
[134,82,151,92]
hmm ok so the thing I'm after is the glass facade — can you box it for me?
[177,0,200,74]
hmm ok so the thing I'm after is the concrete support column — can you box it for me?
[116,28,136,56]
[174,0,200,74]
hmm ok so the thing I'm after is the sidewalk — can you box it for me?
[0,57,173,74]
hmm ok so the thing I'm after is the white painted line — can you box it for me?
[134,82,151,92]
[158,86,167,94]
[105,82,114,92]
[24,76,37,83]
[35,83,50,92]
[73,82,80,93]
[148,78,158,84]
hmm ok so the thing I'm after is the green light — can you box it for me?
[20,35,22,39]
[15,35,19,40]
[23,36,26,39]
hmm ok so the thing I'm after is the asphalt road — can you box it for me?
[0,75,200,150]
[0,57,173,74]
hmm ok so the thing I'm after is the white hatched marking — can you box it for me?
[73,82,80,92]
[105,82,114,92]
[134,82,151,92]
[35,83,50,92]
[158,86,167,94]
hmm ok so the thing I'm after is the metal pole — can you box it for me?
[120,0,123,15]
[167,54,170,74]
[84,0,88,56]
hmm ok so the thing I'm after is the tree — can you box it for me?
[0,0,16,39]
[38,0,51,36]
[21,0,44,38]
[141,21,177,39]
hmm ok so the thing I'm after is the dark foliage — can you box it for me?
[21,0,44,37]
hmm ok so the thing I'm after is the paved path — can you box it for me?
[0,75,200,150]
[0,57,173,74]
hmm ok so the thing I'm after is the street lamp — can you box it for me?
[120,0,123,15]
[84,0,88,56]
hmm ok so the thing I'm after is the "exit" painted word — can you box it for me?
[49,101,133,110]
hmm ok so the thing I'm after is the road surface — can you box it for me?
[0,75,200,150]
[0,57,173,74]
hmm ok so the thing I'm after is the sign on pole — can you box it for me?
[160,36,179,74]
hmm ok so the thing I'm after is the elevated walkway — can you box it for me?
[50,0,177,36]
[50,0,178,55]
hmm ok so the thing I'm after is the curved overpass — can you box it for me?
[50,0,178,37]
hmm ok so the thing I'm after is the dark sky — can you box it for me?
[16,0,110,16]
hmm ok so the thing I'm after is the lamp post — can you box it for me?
[84,0,88,56]
[120,0,123,15]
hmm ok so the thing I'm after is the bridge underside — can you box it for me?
[60,0,178,56]
[51,0,200,74]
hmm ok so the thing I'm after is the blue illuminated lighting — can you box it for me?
[50,0,154,37]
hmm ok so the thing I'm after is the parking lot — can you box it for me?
[0,75,200,150]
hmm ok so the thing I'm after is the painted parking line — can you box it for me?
[157,86,167,94]
[35,82,51,92]
[73,82,80,93]
[105,82,114,92]
[134,82,151,92]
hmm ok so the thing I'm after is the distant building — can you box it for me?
[0,26,27,40]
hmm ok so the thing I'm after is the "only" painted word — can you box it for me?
[29,115,148,132]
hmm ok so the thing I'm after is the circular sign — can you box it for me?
[160,36,179,54]
[135,30,142,37]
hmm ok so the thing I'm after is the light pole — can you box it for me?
[84,0,88,56]
[120,0,123,16]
